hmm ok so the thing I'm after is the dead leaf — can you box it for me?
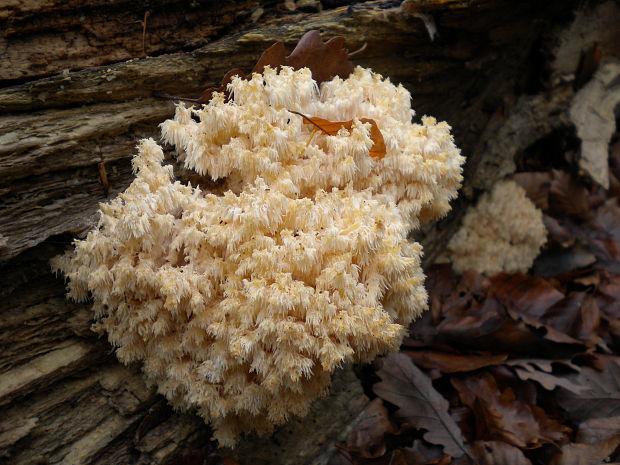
[549,170,592,220]
[490,274,587,346]
[543,215,575,247]
[532,244,596,277]
[557,357,620,422]
[197,30,361,104]
[507,359,586,394]
[550,435,620,465]
[435,294,583,357]
[452,372,570,448]
[490,274,564,320]
[576,416,620,444]
[541,293,602,344]
[373,353,470,458]
[253,41,287,74]
[426,264,458,305]
[594,198,620,251]
[198,68,248,105]
[398,440,446,465]
[340,398,397,459]
[572,271,601,289]
[470,441,533,465]
[291,111,386,159]
[512,171,552,210]
[598,274,620,319]
[435,296,513,346]
[405,351,508,376]
[282,30,356,84]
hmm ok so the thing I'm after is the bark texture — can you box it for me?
[1,0,610,464]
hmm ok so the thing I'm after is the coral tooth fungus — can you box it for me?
[54,63,464,446]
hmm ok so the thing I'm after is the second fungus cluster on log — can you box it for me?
[53,32,465,446]
[443,180,547,275]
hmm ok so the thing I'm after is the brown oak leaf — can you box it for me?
[197,30,363,104]
[452,372,570,448]
[198,68,248,105]
[404,351,508,378]
[506,359,586,394]
[512,171,552,210]
[280,30,357,84]
[373,352,470,459]
[557,357,620,422]
[490,273,564,321]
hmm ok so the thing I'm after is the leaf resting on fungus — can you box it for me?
[198,30,360,104]
[373,352,468,458]
[199,68,248,104]
[278,30,355,84]
[291,111,386,159]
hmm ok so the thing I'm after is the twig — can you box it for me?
[142,11,150,57]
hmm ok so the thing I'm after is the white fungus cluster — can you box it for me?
[161,66,463,226]
[444,180,547,274]
[54,66,464,446]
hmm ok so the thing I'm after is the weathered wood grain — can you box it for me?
[0,0,275,82]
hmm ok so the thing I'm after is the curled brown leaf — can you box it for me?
[452,372,570,448]
[182,30,362,105]
[404,351,508,377]
[290,111,386,159]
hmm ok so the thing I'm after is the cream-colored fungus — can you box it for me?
[54,66,464,446]
[444,180,547,275]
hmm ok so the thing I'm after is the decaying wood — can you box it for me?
[1,0,606,463]
[0,1,273,82]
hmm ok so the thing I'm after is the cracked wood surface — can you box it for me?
[1,0,272,82]
[0,0,581,463]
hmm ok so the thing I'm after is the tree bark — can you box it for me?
[2,0,615,464]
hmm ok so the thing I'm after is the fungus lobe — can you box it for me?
[54,32,465,446]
